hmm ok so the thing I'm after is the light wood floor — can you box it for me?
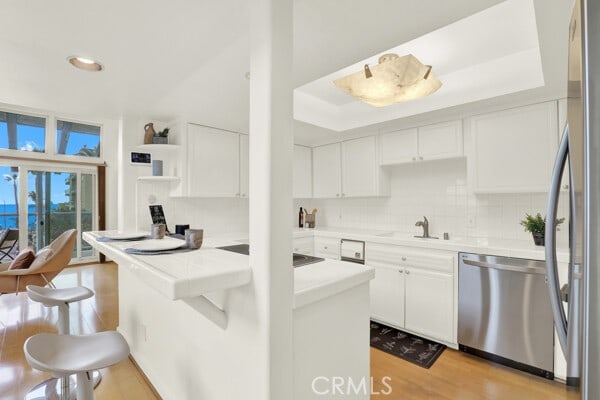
[0,263,580,400]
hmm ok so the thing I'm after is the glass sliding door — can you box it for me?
[23,166,97,261]
[0,165,21,259]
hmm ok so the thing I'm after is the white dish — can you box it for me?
[103,231,148,240]
[129,239,186,252]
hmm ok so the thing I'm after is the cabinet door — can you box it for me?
[239,134,249,198]
[379,128,418,165]
[314,236,340,259]
[341,136,378,197]
[471,102,558,193]
[370,263,405,328]
[404,267,453,343]
[418,120,463,161]
[187,124,240,197]
[293,236,314,256]
[312,143,341,198]
[293,145,312,198]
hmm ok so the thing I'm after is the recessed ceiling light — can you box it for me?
[68,56,103,72]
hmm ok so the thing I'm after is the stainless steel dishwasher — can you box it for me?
[458,252,555,379]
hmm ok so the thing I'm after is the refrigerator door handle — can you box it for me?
[546,124,570,355]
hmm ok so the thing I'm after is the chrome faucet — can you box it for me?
[415,216,438,239]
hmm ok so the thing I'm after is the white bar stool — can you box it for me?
[24,331,130,400]
[25,285,100,400]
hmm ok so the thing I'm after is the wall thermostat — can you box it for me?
[130,151,151,165]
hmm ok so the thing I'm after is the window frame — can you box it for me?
[0,106,104,165]
[54,117,103,160]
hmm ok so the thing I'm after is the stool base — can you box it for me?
[25,371,101,400]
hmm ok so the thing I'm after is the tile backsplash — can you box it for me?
[298,158,569,246]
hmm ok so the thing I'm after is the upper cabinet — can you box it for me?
[312,143,342,198]
[469,102,558,193]
[293,145,312,198]
[379,120,463,165]
[313,136,389,198]
[186,124,243,198]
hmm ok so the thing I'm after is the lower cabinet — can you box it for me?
[366,243,456,345]
[314,236,340,259]
[404,267,454,343]
[293,236,314,256]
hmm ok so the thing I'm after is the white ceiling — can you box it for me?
[0,0,572,144]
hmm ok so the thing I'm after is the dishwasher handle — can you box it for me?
[462,258,547,275]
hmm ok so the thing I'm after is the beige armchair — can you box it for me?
[0,229,77,294]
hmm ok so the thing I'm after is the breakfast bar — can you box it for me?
[83,231,375,400]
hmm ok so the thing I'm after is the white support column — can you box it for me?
[249,0,294,398]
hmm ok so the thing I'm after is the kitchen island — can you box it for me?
[83,231,374,400]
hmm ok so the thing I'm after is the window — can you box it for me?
[0,111,46,152]
[56,120,101,157]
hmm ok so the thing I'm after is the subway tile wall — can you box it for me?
[299,158,569,246]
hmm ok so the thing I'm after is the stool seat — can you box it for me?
[27,285,94,306]
[24,331,130,376]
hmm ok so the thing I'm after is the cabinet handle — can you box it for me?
[342,193,346,197]
[324,246,328,250]
[419,156,424,161]
[236,193,240,197]
[399,269,404,274]
[336,193,340,197]
[405,270,410,275]
[294,248,299,251]
[412,157,416,161]
[401,257,406,261]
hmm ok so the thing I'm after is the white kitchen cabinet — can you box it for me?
[418,120,463,161]
[293,236,314,256]
[187,124,240,197]
[341,136,389,197]
[379,120,463,166]
[239,134,249,198]
[314,236,340,259]
[313,137,389,198]
[379,128,418,165]
[404,267,454,343]
[312,143,342,198]
[293,145,312,198]
[368,259,405,329]
[365,242,456,345]
[470,101,558,193]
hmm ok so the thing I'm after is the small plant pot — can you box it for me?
[152,136,168,144]
[532,232,545,246]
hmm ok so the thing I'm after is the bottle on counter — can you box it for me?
[299,207,304,228]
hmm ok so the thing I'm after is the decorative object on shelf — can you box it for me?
[153,128,170,144]
[520,212,565,246]
[152,160,163,176]
[334,53,441,107]
[144,123,157,144]
[305,208,317,228]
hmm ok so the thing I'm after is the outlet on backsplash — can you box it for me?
[467,215,477,228]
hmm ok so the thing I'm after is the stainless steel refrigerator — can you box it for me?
[545,0,599,398]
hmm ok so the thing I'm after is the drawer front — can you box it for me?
[314,237,340,259]
[293,237,314,256]
[366,242,455,273]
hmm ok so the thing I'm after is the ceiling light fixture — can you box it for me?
[68,56,103,72]
[334,53,441,107]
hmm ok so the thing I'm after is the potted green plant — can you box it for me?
[152,128,169,144]
[520,213,565,246]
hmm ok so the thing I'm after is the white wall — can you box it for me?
[302,158,569,246]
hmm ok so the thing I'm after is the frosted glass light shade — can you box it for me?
[333,54,442,107]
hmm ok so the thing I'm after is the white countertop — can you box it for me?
[83,231,375,308]
[295,227,570,263]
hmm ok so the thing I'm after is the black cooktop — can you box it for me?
[216,244,324,267]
